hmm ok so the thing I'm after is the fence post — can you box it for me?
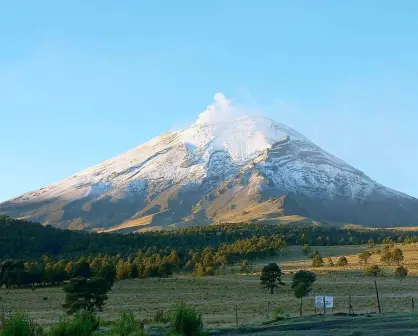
[323,296,326,315]
[348,295,354,315]
[235,304,238,326]
[380,294,383,313]
[267,301,270,320]
[374,280,382,313]
[348,295,350,315]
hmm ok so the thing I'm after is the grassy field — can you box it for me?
[2,243,418,329]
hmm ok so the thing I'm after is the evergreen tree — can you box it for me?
[158,262,173,277]
[62,277,111,314]
[291,270,316,316]
[168,250,181,267]
[364,265,383,313]
[202,252,214,269]
[116,260,131,280]
[390,248,404,266]
[260,263,284,294]
[130,263,139,279]
[72,261,91,278]
[96,263,116,290]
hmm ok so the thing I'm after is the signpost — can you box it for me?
[315,296,334,315]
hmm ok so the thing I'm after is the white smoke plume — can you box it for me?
[195,93,250,125]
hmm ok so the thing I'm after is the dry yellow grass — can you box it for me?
[2,243,418,328]
[98,214,154,233]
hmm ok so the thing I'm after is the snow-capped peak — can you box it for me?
[5,116,340,203]
[180,115,308,163]
[2,112,417,232]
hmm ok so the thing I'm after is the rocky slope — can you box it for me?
[1,116,417,231]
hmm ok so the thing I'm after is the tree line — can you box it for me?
[0,236,286,288]
[2,215,417,260]
[2,214,418,289]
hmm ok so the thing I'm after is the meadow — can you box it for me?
[2,243,418,329]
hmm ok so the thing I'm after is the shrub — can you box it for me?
[204,267,214,276]
[240,260,251,273]
[310,250,320,259]
[364,265,383,277]
[358,251,372,265]
[380,251,392,265]
[110,310,144,336]
[98,318,112,327]
[193,264,205,277]
[395,265,408,279]
[0,312,43,336]
[336,256,348,267]
[153,309,169,324]
[327,257,334,267]
[273,306,288,321]
[48,311,99,336]
[312,255,324,268]
[170,304,204,336]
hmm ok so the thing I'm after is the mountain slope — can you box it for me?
[1,116,417,231]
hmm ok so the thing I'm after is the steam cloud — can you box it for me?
[195,93,249,125]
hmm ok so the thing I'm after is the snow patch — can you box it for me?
[83,183,113,198]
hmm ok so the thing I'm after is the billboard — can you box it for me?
[315,296,334,308]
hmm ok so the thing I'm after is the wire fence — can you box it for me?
[198,295,418,327]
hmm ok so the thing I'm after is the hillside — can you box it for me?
[2,215,418,260]
[1,116,418,231]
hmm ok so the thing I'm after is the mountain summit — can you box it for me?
[1,116,417,231]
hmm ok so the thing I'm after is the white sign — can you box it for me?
[315,296,334,308]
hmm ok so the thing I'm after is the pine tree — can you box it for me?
[390,248,404,266]
[260,263,284,294]
[62,277,110,314]
[291,270,316,316]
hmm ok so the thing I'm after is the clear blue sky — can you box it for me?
[1,0,418,201]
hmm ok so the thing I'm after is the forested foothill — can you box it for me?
[1,214,418,289]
